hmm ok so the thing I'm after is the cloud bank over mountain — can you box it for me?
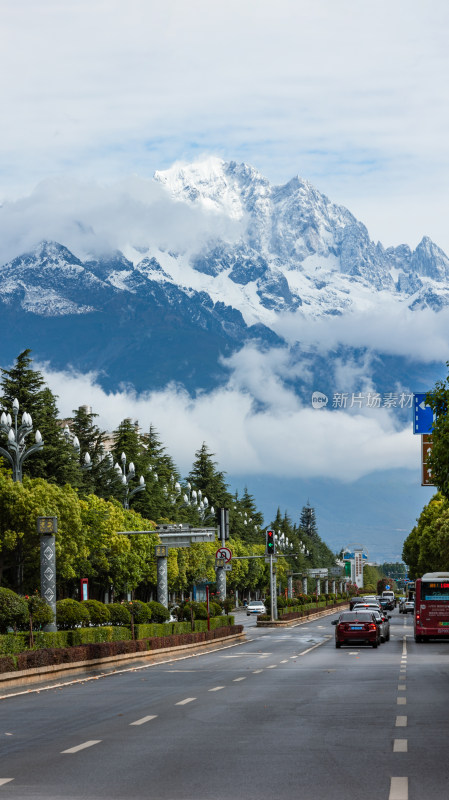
[39,354,418,484]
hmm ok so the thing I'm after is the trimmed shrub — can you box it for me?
[108,603,131,626]
[22,594,54,630]
[129,600,150,624]
[56,599,89,630]
[0,588,28,633]
[180,601,208,621]
[0,655,16,673]
[81,600,111,626]
[147,601,170,623]
[209,601,222,617]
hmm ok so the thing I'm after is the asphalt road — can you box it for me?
[0,609,446,800]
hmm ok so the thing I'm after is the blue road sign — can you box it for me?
[413,393,434,434]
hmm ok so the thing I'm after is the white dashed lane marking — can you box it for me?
[397,697,407,705]
[62,740,101,754]
[175,698,196,705]
[130,715,158,726]
[393,739,408,753]
[395,716,407,727]
[233,677,246,682]
[208,686,225,692]
[0,780,13,787]
[389,776,408,799]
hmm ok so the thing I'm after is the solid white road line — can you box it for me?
[208,686,225,692]
[393,739,408,753]
[389,776,408,800]
[62,740,101,754]
[233,677,246,682]
[175,697,196,705]
[130,715,158,726]
[299,639,330,657]
[0,780,13,787]
[395,716,407,727]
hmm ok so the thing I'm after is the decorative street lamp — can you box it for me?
[0,399,43,482]
[116,452,145,509]
[63,425,92,470]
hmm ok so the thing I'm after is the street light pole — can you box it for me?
[116,452,146,509]
[0,399,43,482]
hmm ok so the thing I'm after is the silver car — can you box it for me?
[246,601,266,616]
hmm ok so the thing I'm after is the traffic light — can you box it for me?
[266,529,275,555]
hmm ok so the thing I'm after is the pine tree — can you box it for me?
[68,406,123,500]
[187,443,231,510]
[0,350,80,486]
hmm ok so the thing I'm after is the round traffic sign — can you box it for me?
[215,547,232,563]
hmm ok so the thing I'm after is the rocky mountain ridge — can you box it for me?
[0,158,448,392]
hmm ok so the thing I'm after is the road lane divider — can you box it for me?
[395,716,407,727]
[298,638,331,657]
[130,715,158,726]
[0,780,13,787]
[61,740,101,754]
[233,677,246,682]
[389,776,408,800]
[208,686,225,692]
[175,697,196,705]
[393,739,408,753]
[397,697,407,705]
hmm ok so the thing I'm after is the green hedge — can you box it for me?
[0,617,235,656]
[0,625,244,674]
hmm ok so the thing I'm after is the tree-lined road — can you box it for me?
[0,610,447,799]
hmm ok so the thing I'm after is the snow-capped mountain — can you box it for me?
[0,157,448,393]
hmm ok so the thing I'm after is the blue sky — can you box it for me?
[2,0,449,561]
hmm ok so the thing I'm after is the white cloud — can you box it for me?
[274,304,449,364]
[1,1,449,251]
[0,176,242,265]
[39,352,418,483]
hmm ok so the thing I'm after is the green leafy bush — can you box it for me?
[147,601,170,623]
[23,593,54,629]
[180,601,208,621]
[108,603,131,626]
[56,599,89,630]
[128,600,150,624]
[0,588,28,633]
[209,601,222,617]
[81,600,111,626]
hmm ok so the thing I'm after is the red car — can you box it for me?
[332,611,381,648]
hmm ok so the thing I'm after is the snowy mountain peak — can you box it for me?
[154,157,270,221]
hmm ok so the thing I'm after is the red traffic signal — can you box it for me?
[266,529,275,555]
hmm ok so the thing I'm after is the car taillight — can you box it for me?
[368,623,377,630]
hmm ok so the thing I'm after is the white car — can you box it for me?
[246,601,266,616]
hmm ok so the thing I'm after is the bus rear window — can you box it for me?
[422,583,449,600]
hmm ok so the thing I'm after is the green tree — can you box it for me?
[426,368,449,498]
[402,493,449,578]
[0,350,80,486]
[68,406,123,501]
